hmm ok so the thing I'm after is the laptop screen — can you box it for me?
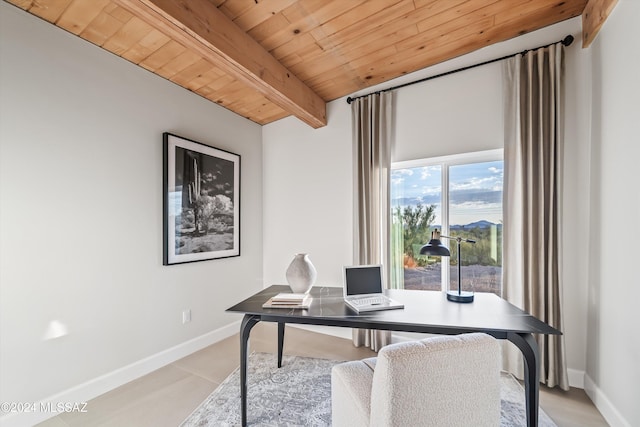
[344,265,383,296]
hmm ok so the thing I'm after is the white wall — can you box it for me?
[263,17,591,384]
[0,2,263,422]
[585,1,640,426]
[262,101,353,288]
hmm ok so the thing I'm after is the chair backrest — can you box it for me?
[370,333,501,427]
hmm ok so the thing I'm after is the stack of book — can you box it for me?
[262,292,312,309]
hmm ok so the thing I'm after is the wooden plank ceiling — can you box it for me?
[7,0,588,127]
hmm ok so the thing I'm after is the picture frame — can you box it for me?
[163,133,240,265]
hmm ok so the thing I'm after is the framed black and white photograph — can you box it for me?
[163,133,240,265]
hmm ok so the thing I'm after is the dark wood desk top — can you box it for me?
[227,285,561,337]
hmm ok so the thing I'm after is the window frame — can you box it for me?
[391,148,503,291]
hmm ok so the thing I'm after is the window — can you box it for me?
[390,150,503,296]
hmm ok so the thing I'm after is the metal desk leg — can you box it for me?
[277,322,285,368]
[240,314,260,427]
[508,332,539,427]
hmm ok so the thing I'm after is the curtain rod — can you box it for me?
[346,35,574,104]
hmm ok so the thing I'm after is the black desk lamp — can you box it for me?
[419,229,476,303]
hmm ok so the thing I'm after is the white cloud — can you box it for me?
[391,169,415,185]
[392,169,414,176]
[421,186,441,195]
[451,176,501,191]
[420,166,438,180]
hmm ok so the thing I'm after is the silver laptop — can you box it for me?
[343,264,404,313]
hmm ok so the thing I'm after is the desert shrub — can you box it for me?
[209,217,228,233]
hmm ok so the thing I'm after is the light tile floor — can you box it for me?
[37,323,609,426]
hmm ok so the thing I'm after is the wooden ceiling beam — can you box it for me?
[582,0,618,48]
[113,0,327,128]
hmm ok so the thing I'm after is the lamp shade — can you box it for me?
[419,238,451,257]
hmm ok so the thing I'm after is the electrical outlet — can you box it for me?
[182,309,191,324]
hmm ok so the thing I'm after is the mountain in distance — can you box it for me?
[451,220,501,229]
[431,220,501,230]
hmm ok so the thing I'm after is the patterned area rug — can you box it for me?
[181,352,557,427]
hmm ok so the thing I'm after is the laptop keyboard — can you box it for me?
[351,296,387,306]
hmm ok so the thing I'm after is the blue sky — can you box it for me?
[391,161,503,225]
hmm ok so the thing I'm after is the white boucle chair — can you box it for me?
[331,333,501,427]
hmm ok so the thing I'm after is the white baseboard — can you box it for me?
[289,326,437,343]
[0,321,240,427]
[288,325,431,343]
[584,374,632,427]
[288,324,353,340]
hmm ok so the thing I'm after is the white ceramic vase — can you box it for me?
[285,253,317,294]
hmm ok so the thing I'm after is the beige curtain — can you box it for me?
[350,92,393,351]
[503,43,569,390]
